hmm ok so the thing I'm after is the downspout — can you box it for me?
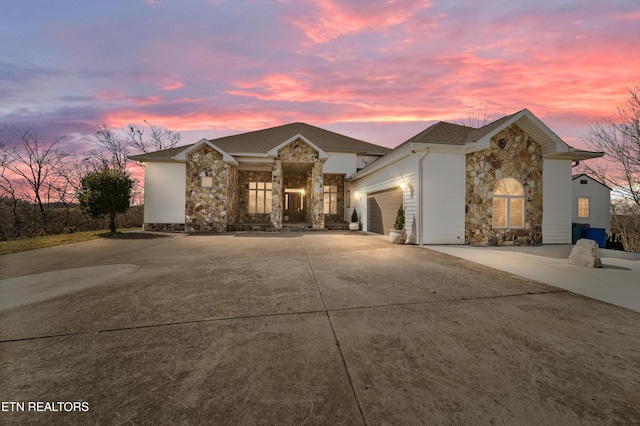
[417,148,430,245]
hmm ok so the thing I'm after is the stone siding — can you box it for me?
[271,160,283,228]
[465,124,543,246]
[185,145,233,232]
[144,223,185,232]
[279,139,319,162]
[277,138,325,229]
[323,174,345,224]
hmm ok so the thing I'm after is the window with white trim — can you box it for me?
[578,197,590,218]
[493,178,525,228]
[324,185,338,214]
[248,182,272,214]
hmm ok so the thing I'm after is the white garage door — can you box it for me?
[367,187,403,235]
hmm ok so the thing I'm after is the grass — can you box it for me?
[0,228,140,256]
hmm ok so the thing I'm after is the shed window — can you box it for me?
[580,179,588,184]
[248,182,272,214]
[578,197,590,218]
[493,178,525,228]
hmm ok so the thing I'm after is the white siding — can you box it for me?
[422,153,465,244]
[143,162,186,224]
[572,177,611,233]
[324,152,357,176]
[542,159,572,243]
[349,154,419,243]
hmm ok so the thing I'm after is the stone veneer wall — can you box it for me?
[227,166,239,224]
[465,124,543,246]
[185,145,235,232]
[323,174,345,223]
[238,170,273,223]
[277,138,325,229]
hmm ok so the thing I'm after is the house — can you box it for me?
[129,123,390,232]
[571,174,611,233]
[347,109,603,246]
[131,109,604,246]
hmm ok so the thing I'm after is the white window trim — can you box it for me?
[577,196,590,219]
[248,181,272,214]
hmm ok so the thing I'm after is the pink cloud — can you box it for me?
[288,0,433,43]
[95,91,124,101]
[131,96,161,106]
[160,80,185,91]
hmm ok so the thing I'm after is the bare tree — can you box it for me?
[0,127,68,234]
[87,121,181,172]
[126,120,181,153]
[457,102,489,128]
[580,86,640,252]
[88,124,130,171]
[54,153,91,228]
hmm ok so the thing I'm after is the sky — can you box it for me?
[1,0,639,155]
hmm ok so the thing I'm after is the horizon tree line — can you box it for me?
[0,121,181,239]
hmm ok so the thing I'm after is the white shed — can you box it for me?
[571,174,611,233]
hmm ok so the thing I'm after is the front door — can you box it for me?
[285,189,305,222]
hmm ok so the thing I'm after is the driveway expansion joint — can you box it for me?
[298,236,369,426]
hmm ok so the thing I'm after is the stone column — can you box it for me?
[311,160,325,229]
[270,159,283,229]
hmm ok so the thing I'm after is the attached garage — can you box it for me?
[367,187,403,235]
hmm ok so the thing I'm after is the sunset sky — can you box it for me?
[2,0,639,154]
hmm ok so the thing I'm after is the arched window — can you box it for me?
[493,178,525,228]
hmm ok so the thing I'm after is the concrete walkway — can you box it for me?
[1,232,639,424]
[427,244,640,313]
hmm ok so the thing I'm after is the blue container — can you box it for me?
[583,228,606,248]
[572,227,585,244]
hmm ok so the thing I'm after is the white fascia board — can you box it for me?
[422,144,468,154]
[174,138,239,166]
[348,142,429,182]
[473,109,569,154]
[266,133,330,160]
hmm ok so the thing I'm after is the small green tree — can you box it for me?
[393,205,405,230]
[78,168,134,234]
[351,208,358,223]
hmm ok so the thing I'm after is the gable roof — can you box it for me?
[400,109,603,160]
[572,173,612,190]
[406,121,475,145]
[129,122,390,162]
[350,109,604,182]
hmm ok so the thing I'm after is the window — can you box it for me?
[201,176,213,188]
[248,182,272,214]
[493,178,525,228]
[580,179,588,185]
[578,197,590,218]
[346,190,351,208]
[324,185,338,214]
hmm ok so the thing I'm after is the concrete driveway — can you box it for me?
[429,244,640,313]
[1,232,639,424]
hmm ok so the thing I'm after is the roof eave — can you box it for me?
[348,142,429,182]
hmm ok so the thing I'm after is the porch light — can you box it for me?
[399,180,408,192]
[354,191,361,201]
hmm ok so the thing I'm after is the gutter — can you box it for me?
[417,148,430,245]
[348,141,429,182]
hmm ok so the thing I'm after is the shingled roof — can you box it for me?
[130,122,390,161]
[404,111,522,146]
